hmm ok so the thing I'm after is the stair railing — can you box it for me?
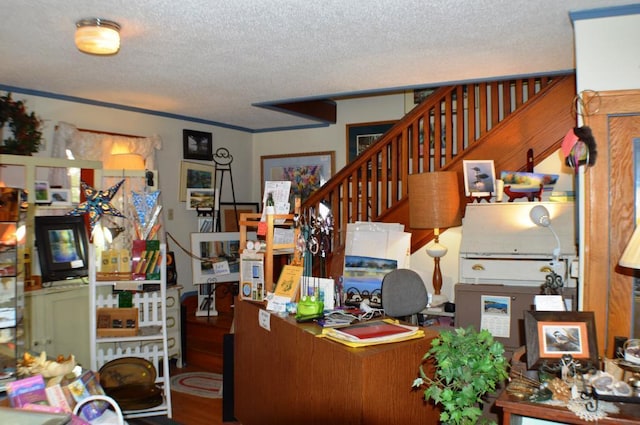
[304,74,570,252]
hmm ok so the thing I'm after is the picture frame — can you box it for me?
[179,160,215,202]
[186,188,216,210]
[462,159,496,197]
[261,151,335,203]
[346,121,396,163]
[190,232,244,284]
[183,129,213,161]
[219,202,260,232]
[524,311,598,369]
[198,217,214,232]
[34,215,90,283]
[50,188,72,206]
[34,180,51,204]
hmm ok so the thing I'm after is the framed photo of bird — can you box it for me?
[463,160,496,197]
[524,311,598,370]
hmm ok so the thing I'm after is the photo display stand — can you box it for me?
[195,280,218,317]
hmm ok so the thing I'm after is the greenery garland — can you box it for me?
[0,92,43,155]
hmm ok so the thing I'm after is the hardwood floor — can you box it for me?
[168,292,238,425]
[168,362,240,425]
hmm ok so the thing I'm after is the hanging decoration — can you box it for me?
[131,190,163,239]
[0,92,43,155]
[67,180,126,232]
[561,126,597,170]
[131,190,160,228]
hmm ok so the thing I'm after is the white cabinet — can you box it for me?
[89,244,172,419]
[165,285,182,367]
[24,285,90,367]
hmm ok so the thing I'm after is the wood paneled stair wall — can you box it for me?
[182,73,577,371]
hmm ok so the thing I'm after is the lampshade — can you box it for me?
[620,226,640,269]
[75,18,121,55]
[104,153,145,170]
[408,171,462,230]
[530,205,551,227]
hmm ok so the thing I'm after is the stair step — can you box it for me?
[185,346,224,373]
[181,294,233,375]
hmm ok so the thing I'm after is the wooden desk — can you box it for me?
[233,300,441,425]
[496,389,640,425]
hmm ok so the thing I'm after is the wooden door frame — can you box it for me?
[584,89,640,358]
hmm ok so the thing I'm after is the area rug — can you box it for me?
[127,416,184,425]
[170,372,223,399]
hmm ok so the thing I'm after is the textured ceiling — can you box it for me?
[0,0,630,132]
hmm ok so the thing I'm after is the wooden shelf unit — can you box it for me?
[238,212,298,293]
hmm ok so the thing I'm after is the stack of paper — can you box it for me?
[320,318,424,347]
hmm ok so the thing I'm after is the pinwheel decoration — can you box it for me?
[67,180,126,232]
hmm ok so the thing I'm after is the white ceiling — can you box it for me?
[0,0,631,132]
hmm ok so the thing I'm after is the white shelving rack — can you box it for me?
[88,243,172,419]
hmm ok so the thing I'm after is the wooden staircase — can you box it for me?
[303,73,577,275]
[182,288,235,373]
[182,73,577,368]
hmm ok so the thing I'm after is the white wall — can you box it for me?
[252,93,407,199]
[574,12,640,93]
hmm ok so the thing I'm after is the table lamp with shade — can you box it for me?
[620,225,640,269]
[408,171,462,306]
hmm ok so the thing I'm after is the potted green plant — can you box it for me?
[412,327,509,425]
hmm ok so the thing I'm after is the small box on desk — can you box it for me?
[96,307,138,337]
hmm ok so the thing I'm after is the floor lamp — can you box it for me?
[408,171,462,306]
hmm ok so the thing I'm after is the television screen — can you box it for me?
[35,215,89,283]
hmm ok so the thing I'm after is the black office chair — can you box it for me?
[381,268,428,324]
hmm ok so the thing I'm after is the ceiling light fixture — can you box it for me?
[75,18,121,55]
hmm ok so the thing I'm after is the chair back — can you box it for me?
[381,269,428,319]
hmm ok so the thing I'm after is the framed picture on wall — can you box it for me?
[186,188,216,210]
[50,188,72,206]
[34,180,51,204]
[346,121,396,163]
[179,160,215,202]
[260,151,335,204]
[183,129,213,161]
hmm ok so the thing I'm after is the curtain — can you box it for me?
[50,121,162,187]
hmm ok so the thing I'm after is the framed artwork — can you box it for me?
[198,217,214,232]
[219,202,259,232]
[183,129,213,161]
[524,311,598,369]
[186,188,216,210]
[500,171,559,191]
[179,160,215,202]
[261,151,335,203]
[50,188,72,206]
[190,232,244,284]
[346,121,396,163]
[34,180,51,204]
[462,160,496,197]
